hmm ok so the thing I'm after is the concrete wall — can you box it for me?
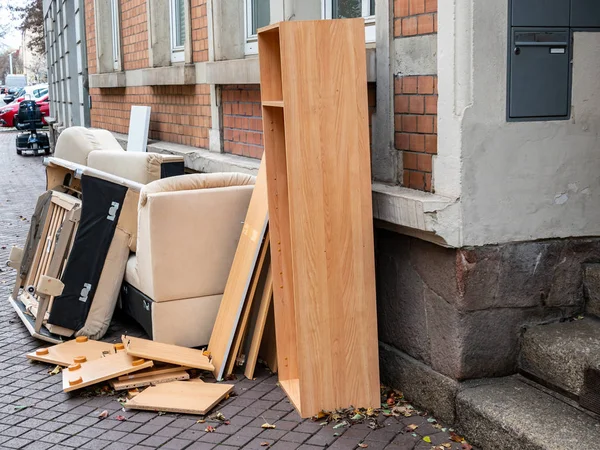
[438,0,600,246]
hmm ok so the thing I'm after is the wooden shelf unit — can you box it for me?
[258,19,380,418]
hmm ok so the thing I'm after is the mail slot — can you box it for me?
[508,29,570,119]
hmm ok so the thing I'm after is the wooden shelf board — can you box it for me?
[122,335,214,371]
[262,101,284,108]
[258,23,280,34]
[279,378,301,413]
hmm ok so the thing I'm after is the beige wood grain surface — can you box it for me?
[62,351,153,392]
[111,370,189,390]
[124,381,233,415]
[27,338,116,366]
[122,335,214,371]
[244,266,273,380]
[116,365,188,381]
[207,159,269,380]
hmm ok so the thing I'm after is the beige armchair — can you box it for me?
[121,172,255,348]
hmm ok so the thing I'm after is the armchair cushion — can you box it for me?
[54,127,124,165]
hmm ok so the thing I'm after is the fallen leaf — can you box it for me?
[212,412,227,422]
[462,443,473,450]
[333,421,348,429]
[260,443,270,447]
[406,424,419,432]
[13,405,27,411]
[261,422,276,429]
[98,410,109,419]
[450,432,464,443]
[423,436,431,443]
[196,419,206,424]
[351,413,364,421]
[158,411,166,416]
[115,415,127,421]
[48,365,61,375]
[366,407,375,416]
[205,425,215,433]
[441,444,452,449]
[427,417,437,423]
[386,397,395,406]
[358,443,368,448]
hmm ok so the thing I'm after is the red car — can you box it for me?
[0,93,49,128]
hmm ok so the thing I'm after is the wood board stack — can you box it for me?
[27,335,233,415]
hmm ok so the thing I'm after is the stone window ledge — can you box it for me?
[89,64,198,89]
[110,132,459,247]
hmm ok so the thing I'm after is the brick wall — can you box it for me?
[121,0,149,70]
[191,0,209,63]
[222,84,377,160]
[85,0,97,75]
[90,85,211,148]
[393,0,438,192]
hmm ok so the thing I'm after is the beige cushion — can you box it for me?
[87,151,185,185]
[151,294,222,347]
[135,173,255,302]
[54,127,124,165]
[125,254,141,291]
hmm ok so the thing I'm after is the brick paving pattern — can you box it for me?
[0,129,472,449]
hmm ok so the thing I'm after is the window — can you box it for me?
[170,0,186,62]
[110,0,121,70]
[323,0,376,43]
[245,0,270,54]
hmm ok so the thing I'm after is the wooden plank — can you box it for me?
[262,101,284,108]
[27,337,117,366]
[111,370,190,391]
[122,335,214,371]
[62,351,153,392]
[259,302,278,374]
[123,381,233,415]
[117,365,189,381]
[225,231,270,376]
[244,266,273,379]
[259,19,380,417]
[207,158,269,380]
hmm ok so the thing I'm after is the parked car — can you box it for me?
[3,87,21,104]
[3,84,48,104]
[0,93,49,128]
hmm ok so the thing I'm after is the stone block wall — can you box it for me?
[376,230,591,381]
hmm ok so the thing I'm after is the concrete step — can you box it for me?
[456,376,600,450]
[520,317,600,397]
[584,264,600,317]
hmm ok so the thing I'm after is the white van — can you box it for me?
[4,75,27,88]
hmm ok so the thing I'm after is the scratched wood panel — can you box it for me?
[207,159,269,380]
[259,19,379,417]
[27,337,116,366]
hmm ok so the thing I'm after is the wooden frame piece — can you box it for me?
[123,381,234,415]
[208,158,269,380]
[244,266,273,380]
[122,335,214,371]
[26,337,117,366]
[111,370,190,390]
[116,365,189,381]
[62,351,153,392]
[258,19,380,417]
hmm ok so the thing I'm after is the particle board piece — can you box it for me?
[27,337,117,366]
[116,365,188,381]
[122,335,214,371]
[62,351,153,392]
[225,232,270,376]
[208,158,269,380]
[244,267,273,380]
[111,370,190,391]
[123,381,233,415]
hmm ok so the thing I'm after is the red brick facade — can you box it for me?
[221,84,377,160]
[191,0,209,63]
[394,0,438,192]
[121,0,149,70]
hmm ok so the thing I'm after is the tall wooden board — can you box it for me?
[207,159,269,380]
[123,381,234,415]
[258,19,380,417]
[244,266,273,380]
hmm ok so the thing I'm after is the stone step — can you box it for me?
[519,317,600,397]
[584,264,600,317]
[456,376,600,450]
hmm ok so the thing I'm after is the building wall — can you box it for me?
[191,0,209,63]
[121,0,149,70]
[393,0,438,192]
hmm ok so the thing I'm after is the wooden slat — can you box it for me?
[225,231,270,376]
[259,303,278,374]
[244,266,273,380]
[122,335,214,371]
[111,370,189,391]
[62,351,153,392]
[207,158,269,380]
[26,337,116,366]
[117,365,189,381]
[124,381,234,415]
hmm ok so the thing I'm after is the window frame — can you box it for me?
[322,0,376,43]
[170,0,185,63]
[244,0,270,55]
[110,0,121,70]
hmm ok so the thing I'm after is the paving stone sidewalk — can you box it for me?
[0,129,473,450]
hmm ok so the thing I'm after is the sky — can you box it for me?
[0,2,26,52]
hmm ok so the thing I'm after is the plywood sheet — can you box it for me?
[111,370,189,390]
[124,381,233,415]
[62,351,153,392]
[259,303,278,374]
[122,335,214,371]
[244,266,273,380]
[27,337,117,366]
[117,365,188,381]
[208,158,269,380]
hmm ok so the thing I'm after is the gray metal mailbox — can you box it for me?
[508,29,570,119]
[511,0,570,27]
[571,0,600,28]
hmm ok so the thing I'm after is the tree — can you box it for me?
[9,0,45,55]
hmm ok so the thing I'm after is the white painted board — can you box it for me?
[128,106,151,152]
